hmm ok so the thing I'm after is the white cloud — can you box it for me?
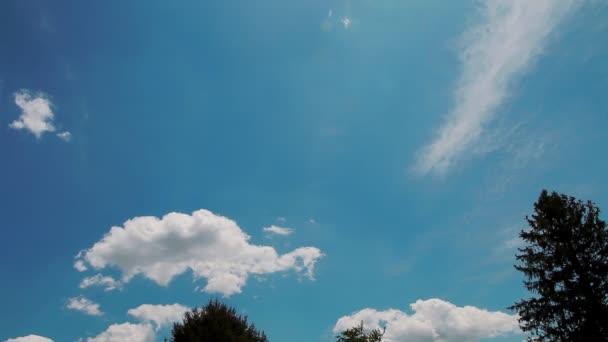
[341,17,351,29]
[128,304,189,330]
[75,209,324,296]
[5,335,54,342]
[80,274,122,291]
[86,323,154,342]
[9,91,56,138]
[74,260,88,272]
[263,225,294,236]
[56,131,72,142]
[333,298,520,342]
[66,296,103,316]
[415,0,577,175]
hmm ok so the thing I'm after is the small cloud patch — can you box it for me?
[9,90,55,138]
[66,296,103,316]
[9,90,71,141]
[80,274,122,292]
[57,131,72,142]
[263,225,294,236]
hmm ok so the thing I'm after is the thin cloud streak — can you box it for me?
[415,0,577,175]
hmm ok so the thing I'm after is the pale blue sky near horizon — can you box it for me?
[1,1,607,341]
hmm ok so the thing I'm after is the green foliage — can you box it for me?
[510,190,608,341]
[336,321,385,342]
[167,299,269,342]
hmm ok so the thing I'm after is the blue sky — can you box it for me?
[1,1,607,341]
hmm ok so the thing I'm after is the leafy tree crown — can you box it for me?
[510,190,608,341]
[336,321,385,342]
[168,299,269,342]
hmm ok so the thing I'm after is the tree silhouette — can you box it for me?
[510,190,608,341]
[167,299,268,342]
[336,321,385,342]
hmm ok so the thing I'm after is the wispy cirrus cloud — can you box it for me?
[415,0,577,175]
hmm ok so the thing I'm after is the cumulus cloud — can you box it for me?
[415,0,577,175]
[86,323,154,342]
[128,304,189,330]
[66,296,103,316]
[80,274,122,291]
[333,298,520,342]
[5,336,54,342]
[263,225,294,236]
[9,91,56,138]
[75,209,324,296]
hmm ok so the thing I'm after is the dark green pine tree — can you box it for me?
[167,299,269,342]
[510,190,608,341]
[336,321,385,342]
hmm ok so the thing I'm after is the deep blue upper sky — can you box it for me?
[1,1,607,341]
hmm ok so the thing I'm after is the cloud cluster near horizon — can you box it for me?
[85,323,155,342]
[415,0,577,175]
[5,336,54,342]
[334,298,520,342]
[74,209,323,296]
[87,303,189,342]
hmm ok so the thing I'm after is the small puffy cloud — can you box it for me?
[56,131,72,142]
[341,17,351,28]
[128,304,189,330]
[333,298,520,342]
[80,274,122,291]
[74,260,88,272]
[66,296,103,316]
[86,323,154,342]
[5,336,54,342]
[263,225,294,236]
[9,91,56,138]
[75,209,324,296]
